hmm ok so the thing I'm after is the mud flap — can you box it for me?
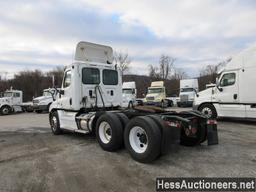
[207,124,218,145]
[161,124,181,154]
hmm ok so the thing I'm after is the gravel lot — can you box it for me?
[0,109,256,192]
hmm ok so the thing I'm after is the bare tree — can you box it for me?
[173,68,188,80]
[159,55,175,80]
[148,64,160,79]
[114,51,131,76]
[199,64,218,77]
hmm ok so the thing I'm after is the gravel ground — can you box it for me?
[0,109,255,192]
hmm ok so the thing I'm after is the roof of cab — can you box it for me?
[75,41,113,64]
[224,46,256,71]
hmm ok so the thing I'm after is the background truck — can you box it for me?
[122,82,137,108]
[49,41,218,163]
[177,79,198,107]
[0,88,33,115]
[144,81,174,107]
[33,88,58,113]
[194,46,256,119]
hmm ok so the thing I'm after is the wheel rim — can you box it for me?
[2,107,9,115]
[129,126,148,153]
[201,107,212,118]
[99,121,112,144]
[51,116,58,131]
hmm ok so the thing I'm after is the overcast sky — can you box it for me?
[0,0,256,78]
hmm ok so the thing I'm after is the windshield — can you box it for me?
[180,88,195,92]
[43,91,53,97]
[4,92,13,97]
[123,89,133,94]
[148,88,163,94]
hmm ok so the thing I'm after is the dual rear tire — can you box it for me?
[95,113,162,163]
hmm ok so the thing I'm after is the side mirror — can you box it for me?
[216,84,223,92]
[216,80,223,92]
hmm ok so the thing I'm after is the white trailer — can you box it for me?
[194,47,256,119]
[177,79,198,107]
[49,41,218,163]
[0,88,33,115]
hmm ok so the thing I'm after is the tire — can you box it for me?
[96,112,123,152]
[115,113,129,130]
[128,101,133,108]
[1,106,11,115]
[49,111,62,135]
[198,103,217,119]
[167,100,173,107]
[124,116,162,163]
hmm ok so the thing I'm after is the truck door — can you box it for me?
[59,70,73,109]
[13,92,22,105]
[216,71,246,117]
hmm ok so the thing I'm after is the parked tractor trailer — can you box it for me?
[49,41,218,163]
[0,88,33,115]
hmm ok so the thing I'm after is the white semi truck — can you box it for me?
[122,82,137,108]
[177,79,198,107]
[0,88,33,115]
[33,88,58,113]
[144,81,174,107]
[194,47,256,119]
[49,41,218,163]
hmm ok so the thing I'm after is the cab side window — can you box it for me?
[14,93,20,97]
[63,70,71,88]
[220,73,236,87]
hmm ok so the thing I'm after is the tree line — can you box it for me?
[0,52,223,101]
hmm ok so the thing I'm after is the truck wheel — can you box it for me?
[96,113,123,152]
[199,104,217,119]
[167,100,173,107]
[1,106,11,115]
[49,111,62,135]
[124,116,161,163]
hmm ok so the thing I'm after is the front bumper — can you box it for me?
[177,101,193,107]
[144,101,162,106]
[33,104,48,111]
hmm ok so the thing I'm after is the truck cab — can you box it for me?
[122,81,137,108]
[194,47,256,119]
[177,79,198,107]
[0,89,23,115]
[50,41,122,130]
[144,81,166,106]
[33,88,59,113]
